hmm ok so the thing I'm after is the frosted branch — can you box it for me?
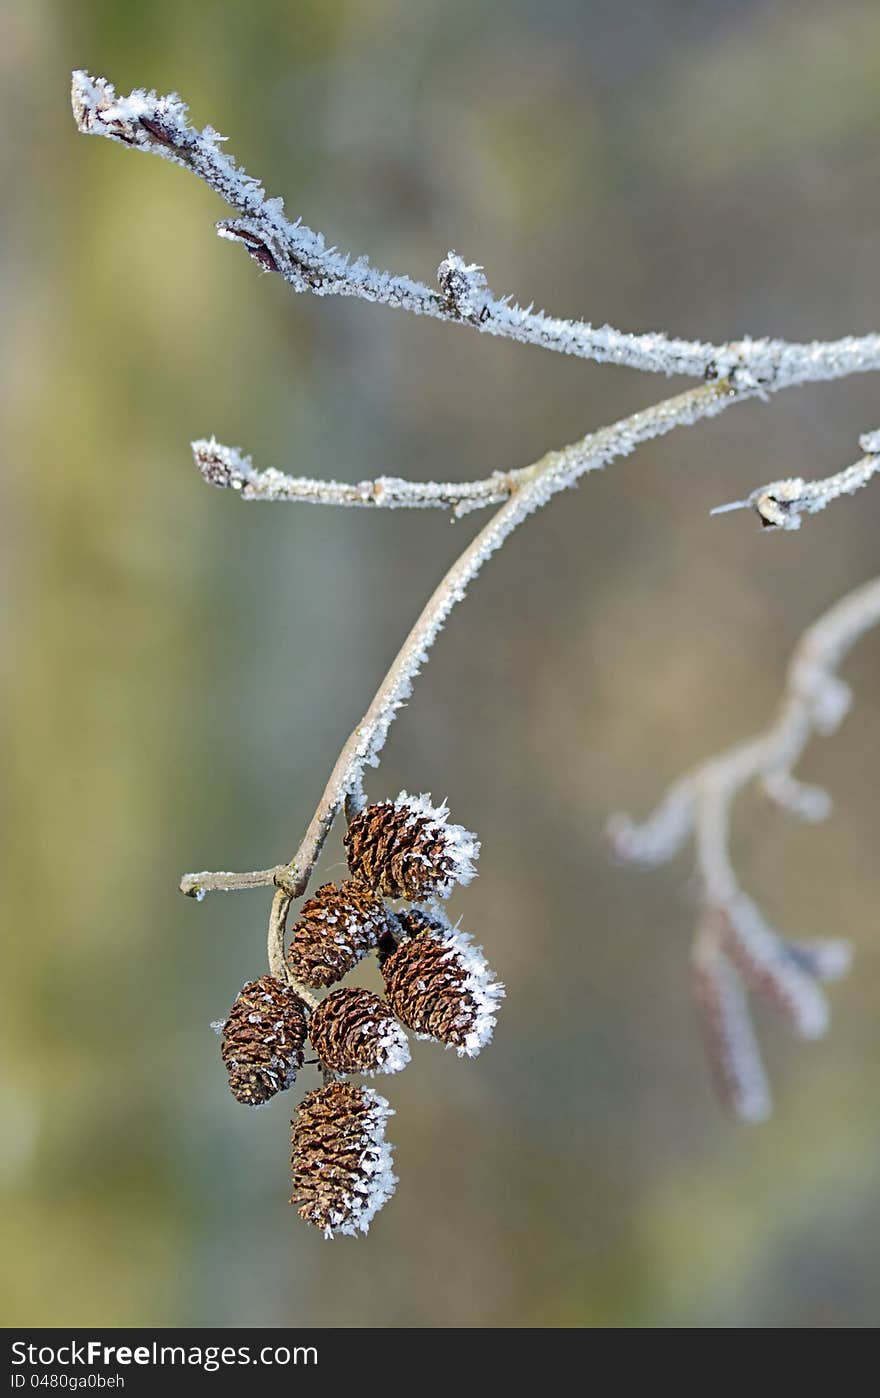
[180,865,279,898]
[72,71,880,388]
[192,438,520,517]
[183,380,735,899]
[712,428,880,531]
[610,574,880,1117]
[76,69,880,1129]
[192,378,738,521]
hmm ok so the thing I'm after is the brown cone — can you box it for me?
[291,1083,397,1237]
[308,987,410,1076]
[381,915,503,1056]
[343,796,476,901]
[220,975,309,1106]
[286,880,389,988]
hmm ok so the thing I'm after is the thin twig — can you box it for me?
[266,887,291,982]
[185,396,880,902]
[192,438,519,518]
[72,71,880,391]
[711,428,880,531]
[183,379,736,899]
[180,865,279,898]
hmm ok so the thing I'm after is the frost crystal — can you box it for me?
[374,1019,411,1076]
[859,428,880,455]
[333,1088,398,1238]
[437,251,488,320]
[435,916,506,1057]
[395,791,480,895]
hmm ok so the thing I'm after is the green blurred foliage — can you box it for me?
[3,0,880,1327]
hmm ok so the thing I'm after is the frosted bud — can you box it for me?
[437,252,488,320]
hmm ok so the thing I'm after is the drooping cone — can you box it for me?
[344,792,479,901]
[291,1083,397,1238]
[286,881,390,988]
[220,975,309,1106]
[308,987,410,1077]
[381,908,504,1057]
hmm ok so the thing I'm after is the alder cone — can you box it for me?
[308,987,410,1076]
[220,975,309,1106]
[381,912,504,1057]
[291,1082,397,1237]
[344,793,478,901]
[286,880,389,988]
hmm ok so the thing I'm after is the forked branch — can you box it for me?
[184,379,736,901]
[608,576,880,1118]
[74,69,880,1119]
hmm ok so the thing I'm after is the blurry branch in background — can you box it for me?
[608,576,880,1118]
[73,70,880,1122]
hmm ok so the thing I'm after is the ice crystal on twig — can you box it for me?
[437,252,489,320]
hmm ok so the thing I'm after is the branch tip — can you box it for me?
[73,71,880,386]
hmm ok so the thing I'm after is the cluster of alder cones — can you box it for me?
[217,792,504,1237]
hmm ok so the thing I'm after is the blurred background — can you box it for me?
[4,0,880,1329]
